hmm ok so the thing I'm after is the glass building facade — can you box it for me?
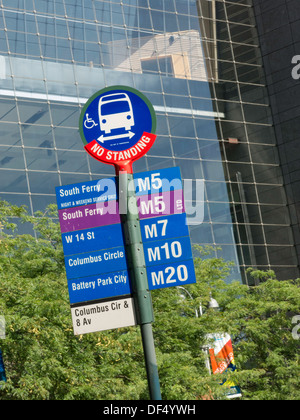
[0,0,299,284]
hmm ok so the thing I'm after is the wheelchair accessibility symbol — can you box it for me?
[84,114,98,129]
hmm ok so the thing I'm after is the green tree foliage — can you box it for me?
[0,201,299,400]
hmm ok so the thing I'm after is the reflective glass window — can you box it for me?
[24,147,58,171]
[0,0,297,281]
[27,171,60,194]
[0,169,28,193]
[0,122,21,146]
[0,146,25,169]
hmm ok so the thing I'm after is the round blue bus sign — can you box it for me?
[79,86,157,173]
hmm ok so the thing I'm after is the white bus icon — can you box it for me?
[99,93,135,134]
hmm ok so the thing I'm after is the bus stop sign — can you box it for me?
[79,86,157,173]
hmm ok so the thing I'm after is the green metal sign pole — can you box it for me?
[79,85,161,399]
[118,170,162,401]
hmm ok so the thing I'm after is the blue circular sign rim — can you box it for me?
[79,85,157,153]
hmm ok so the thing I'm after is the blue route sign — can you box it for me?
[55,166,181,211]
[61,223,124,256]
[64,246,127,280]
[140,214,189,243]
[142,233,196,289]
[136,167,196,290]
[68,270,132,304]
[56,166,196,304]
[56,176,117,211]
[0,349,6,384]
[134,166,182,196]
[139,212,196,290]
[143,236,193,267]
[146,259,196,291]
